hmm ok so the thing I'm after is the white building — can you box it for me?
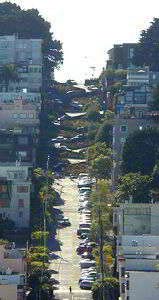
[114,204,159,300]
[121,271,159,300]
[127,68,150,86]
[0,241,26,300]
[0,163,32,228]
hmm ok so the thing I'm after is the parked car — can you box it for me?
[57,218,71,227]
[79,274,97,283]
[59,145,71,151]
[79,279,94,289]
[81,252,94,260]
[79,187,91,193]
[80,259,96,269]
[77,228,91,236]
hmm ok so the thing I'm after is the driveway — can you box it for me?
[49,177,92,300]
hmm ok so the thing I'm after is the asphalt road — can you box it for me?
[49,177,92,300]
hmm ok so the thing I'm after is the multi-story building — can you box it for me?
[0,163,31,228]
[122,271,159,300]
[0,241,26,300]
[106,43,138,70]
[0,35,42,93]
[114,203,159,300]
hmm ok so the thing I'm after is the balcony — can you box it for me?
[0,274,26,285]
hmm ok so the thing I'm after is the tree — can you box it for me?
[133,18,159,71]
[88,142,112,162]
[149,84,159,110]
[87,107,101,122]
[31,231,49,246]
[0,64,19,92]
[95,120,113,146]
[118,173,152,203]
[91,155,112,179]
[0,2,63,83]
[122,128,159,175]
[92,277,119,300]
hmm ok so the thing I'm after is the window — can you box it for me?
[121,137,126,144]
[19,211,23,218]
[17,186,28,193]
[138,111,143,118]
[29,113,34,118]
[121,283,125,294]
[17,151,27,158]
[13,113,18,119]
[120,125,127,132]
[126,280,129,290]
[20,113,26,119]
[121,267,125,277]
[18,136,28,145]
[18,199,24,208]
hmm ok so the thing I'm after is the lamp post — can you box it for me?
[96,179,105,300]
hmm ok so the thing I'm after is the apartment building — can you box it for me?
[0,35,42,93]
[114,203,159,300]
[0,241,26,300]
[0,163,31,228]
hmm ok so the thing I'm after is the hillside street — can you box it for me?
[49,177,92,300]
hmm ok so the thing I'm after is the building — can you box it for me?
[106,43,138,70]
[120,270,159,300]
[127,67,159,87]
[0,163,32,228]
[114,203,159,236]
[0,241,26,300]
[0,35,42,93]
[114,204,159,300]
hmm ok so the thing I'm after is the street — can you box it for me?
[49,177,92,300]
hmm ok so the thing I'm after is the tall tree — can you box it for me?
[0,64,19,92]
[0,2,63,84]
[134,18,159,71]
[118,173,152,203]
[122,128,159,175]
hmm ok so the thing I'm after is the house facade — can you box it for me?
[0,242,26,300]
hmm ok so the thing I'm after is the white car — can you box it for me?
[79,275,96,282]
[79,279,94,289]
[80,259,96,269]
[78,173,89,180]
[80,209,91,214]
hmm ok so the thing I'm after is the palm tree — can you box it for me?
[0,64,19,92]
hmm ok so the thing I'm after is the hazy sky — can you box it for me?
[7,0,159,82]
